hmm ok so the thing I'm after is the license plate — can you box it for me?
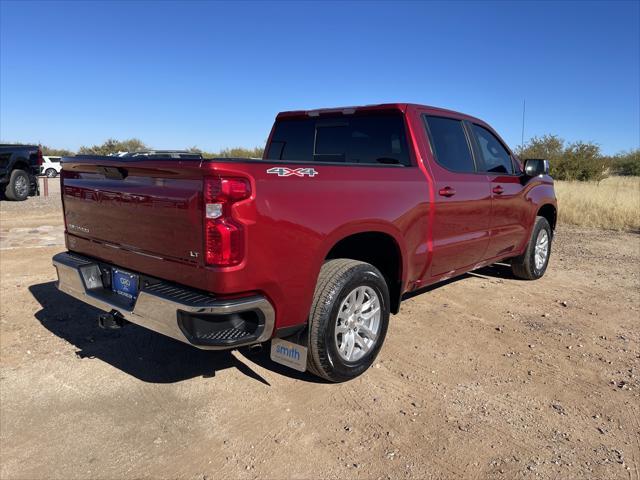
[270,339,307,372]
[112,269,139,302]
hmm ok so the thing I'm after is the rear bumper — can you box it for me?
[52,252,275,350]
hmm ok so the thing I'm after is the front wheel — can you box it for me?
[45,168,58,178]
[511,216,552,280]
[307,259,390,382]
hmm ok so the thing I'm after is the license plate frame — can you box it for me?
[111,268,139,304]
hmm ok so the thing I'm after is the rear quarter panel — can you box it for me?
[206,160,430,330]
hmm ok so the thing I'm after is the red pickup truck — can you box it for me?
[53,103,556,382]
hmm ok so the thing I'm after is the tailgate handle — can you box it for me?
[97,166,128,180]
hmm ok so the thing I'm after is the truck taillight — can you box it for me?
[37,147,43,166]
[204,177,251,267]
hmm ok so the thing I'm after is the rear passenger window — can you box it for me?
[424,116,475,173]
[265,114,411,165]
[471,124,513,174]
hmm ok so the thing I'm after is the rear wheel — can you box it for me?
[45,168,57,178]
[307,259,390,382]
[4,169,30,201]
[511,216,552,280]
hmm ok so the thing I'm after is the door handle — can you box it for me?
[492,185,504,195]
[438,186,456,197]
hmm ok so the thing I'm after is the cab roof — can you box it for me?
[276,103,485,124]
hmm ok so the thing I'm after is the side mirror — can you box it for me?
[524,159,549,177]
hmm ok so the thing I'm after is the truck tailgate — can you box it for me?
[62,157,205,266]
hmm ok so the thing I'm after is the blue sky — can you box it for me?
[1,0,638,154]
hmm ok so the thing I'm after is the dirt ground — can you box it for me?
[1,182,639,480]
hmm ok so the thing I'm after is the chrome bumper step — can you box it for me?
[52,252,275,350]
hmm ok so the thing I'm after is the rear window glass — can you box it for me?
[266,114,411,165]
[49,157,61,163]
[266,119,315,162]
[424,116,475,173]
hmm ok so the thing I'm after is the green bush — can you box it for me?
[78,138,147,155]
[213,146,264,158]
[515,134,565,164]
[69,139,265,159]
[554,141,608,182]
[42,146,74,157]
[517,135,609,182]
[610,149,640,176]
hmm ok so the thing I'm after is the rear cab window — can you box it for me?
[423,115,476,173]
[266,113,411,166]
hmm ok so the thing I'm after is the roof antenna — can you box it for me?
[521,99,526,148]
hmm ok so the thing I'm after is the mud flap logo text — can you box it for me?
[276,344,300,360]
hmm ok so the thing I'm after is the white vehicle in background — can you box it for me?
[41,156,62,177]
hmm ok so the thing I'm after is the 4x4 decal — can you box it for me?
[267,167,318,177]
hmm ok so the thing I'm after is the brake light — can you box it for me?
[204,177,251,266]
[37,147,43,166]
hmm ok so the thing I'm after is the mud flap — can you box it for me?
[270,338,308,372]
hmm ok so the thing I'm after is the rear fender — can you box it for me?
[318,221,408,291]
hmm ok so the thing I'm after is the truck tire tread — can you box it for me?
[307,259,389,382]
[4,169,29,201]
[307,259,361,379]
[511,216,552,280]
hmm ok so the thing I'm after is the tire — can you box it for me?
[4,169,30,201]
[307,259,390,382]
[511,216,552,280]
[45,168,57,178]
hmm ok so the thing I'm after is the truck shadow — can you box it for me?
[402,262,517,300]
[29,264,515,386]
[29,281,325,385]
[475,262,519,280]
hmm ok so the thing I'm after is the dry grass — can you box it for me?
[555,176,640,231]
